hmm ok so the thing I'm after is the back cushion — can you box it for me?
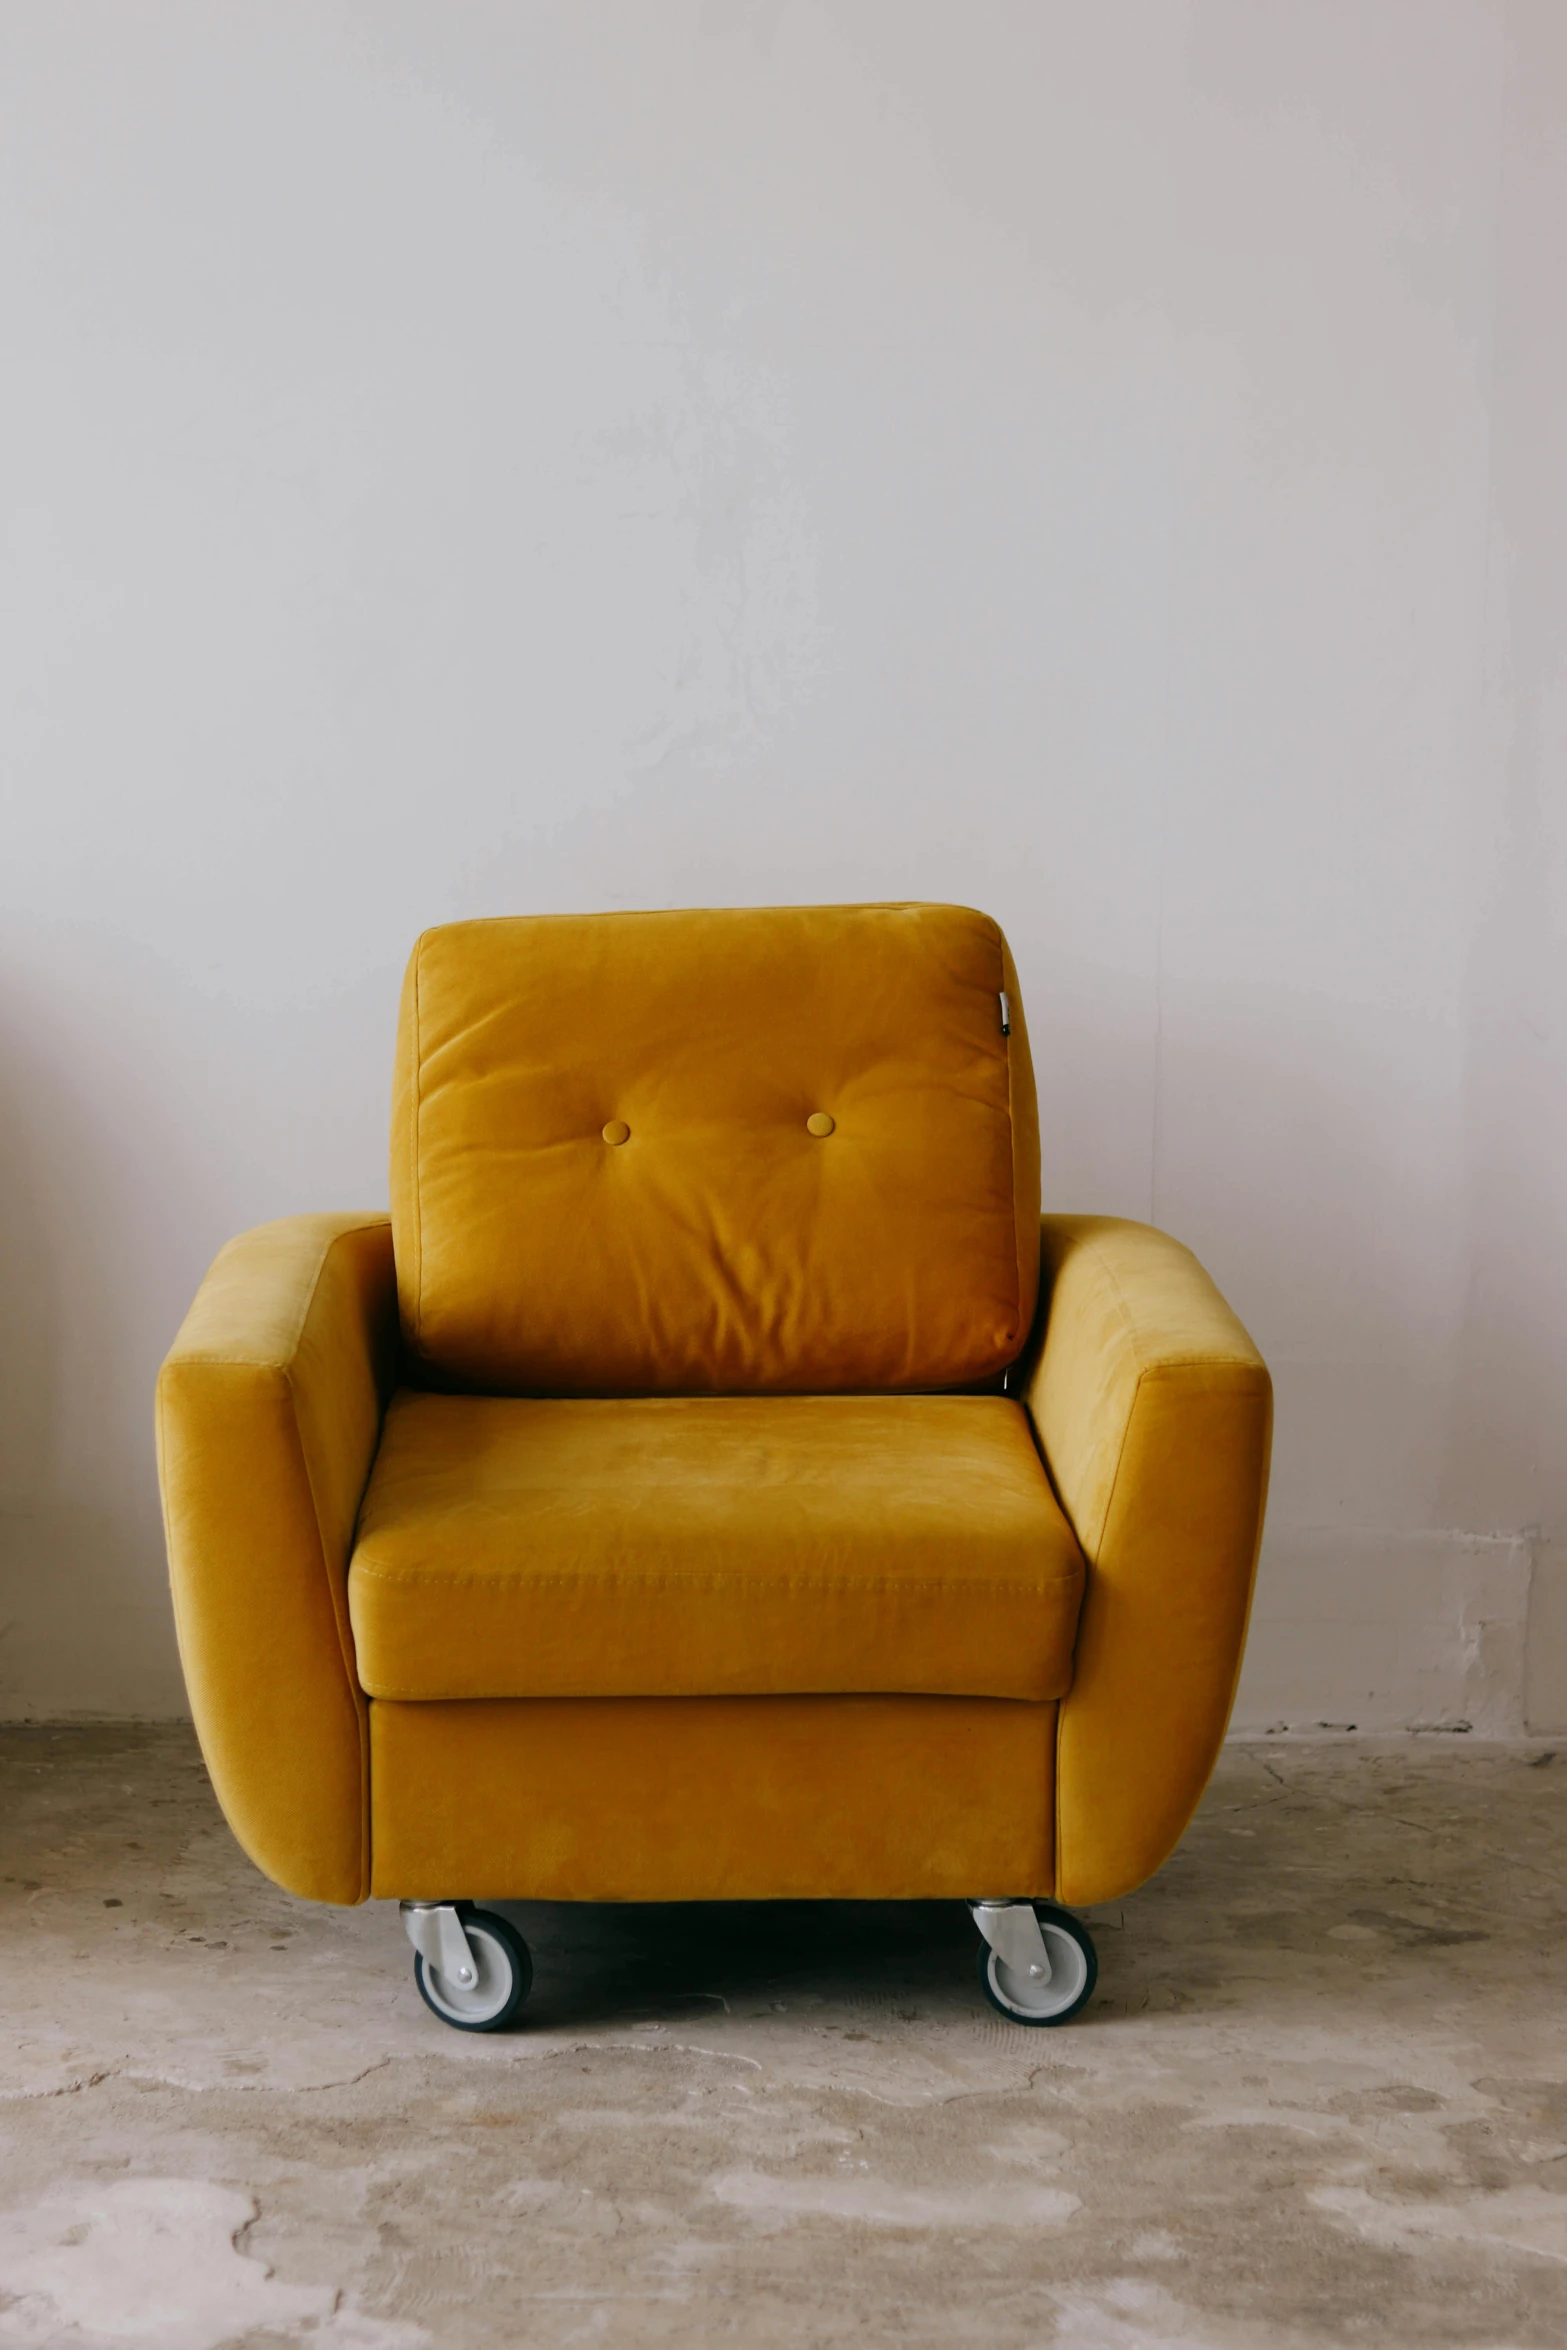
[390,903,1040,1395]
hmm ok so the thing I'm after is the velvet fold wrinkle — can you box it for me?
[391,903,1040,1398]
[1022,1215,1273,1906]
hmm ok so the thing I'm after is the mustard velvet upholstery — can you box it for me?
[390,904,1040,1396]
[369,1696,1057,1902]
[1022,1215,1273,1908]
[156,906,1272,1930]
[155,1215,398,1904]
[347,1392,1084,1702]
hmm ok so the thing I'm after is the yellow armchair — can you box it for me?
[157,906,1270,2031]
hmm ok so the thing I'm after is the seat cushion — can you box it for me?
[389,903,1040,1395]
[348,1391,1085,1702]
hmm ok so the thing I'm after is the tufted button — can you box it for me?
[602,1120,630,1146]
[806,1112,835,1138]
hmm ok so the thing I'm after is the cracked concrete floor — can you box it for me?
[1,1730,1565,2348]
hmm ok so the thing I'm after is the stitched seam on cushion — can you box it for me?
[171,1354,312,1369]
[361,1679,1071,1701]
[348,1566,1083,1593]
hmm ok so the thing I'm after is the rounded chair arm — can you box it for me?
[156,1213,397,1904]
[1021,1215,1272,1906]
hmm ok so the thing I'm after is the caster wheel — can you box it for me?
[413,1907,532,2033]
[977,1904,1097,2026]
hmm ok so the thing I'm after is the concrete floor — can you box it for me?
[1,1732,1564,2349]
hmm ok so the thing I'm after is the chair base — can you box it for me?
[369,1692,1058,1904]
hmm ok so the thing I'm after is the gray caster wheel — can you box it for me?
[973,1900,1097,2025]
[406,1903,531,2032]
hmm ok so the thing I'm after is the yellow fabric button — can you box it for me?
[806,1112,835,1138]
[602,1120,630,1146]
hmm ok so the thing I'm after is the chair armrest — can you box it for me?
[156,1214,397,1904]
[1021,1215,1272,1906]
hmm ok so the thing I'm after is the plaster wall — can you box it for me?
[1,3,1564,1726]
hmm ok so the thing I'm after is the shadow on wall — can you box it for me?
[1153,979,1541,1737]
[0,985,189,1720]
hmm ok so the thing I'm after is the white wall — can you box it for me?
[3,2,1565,1727]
